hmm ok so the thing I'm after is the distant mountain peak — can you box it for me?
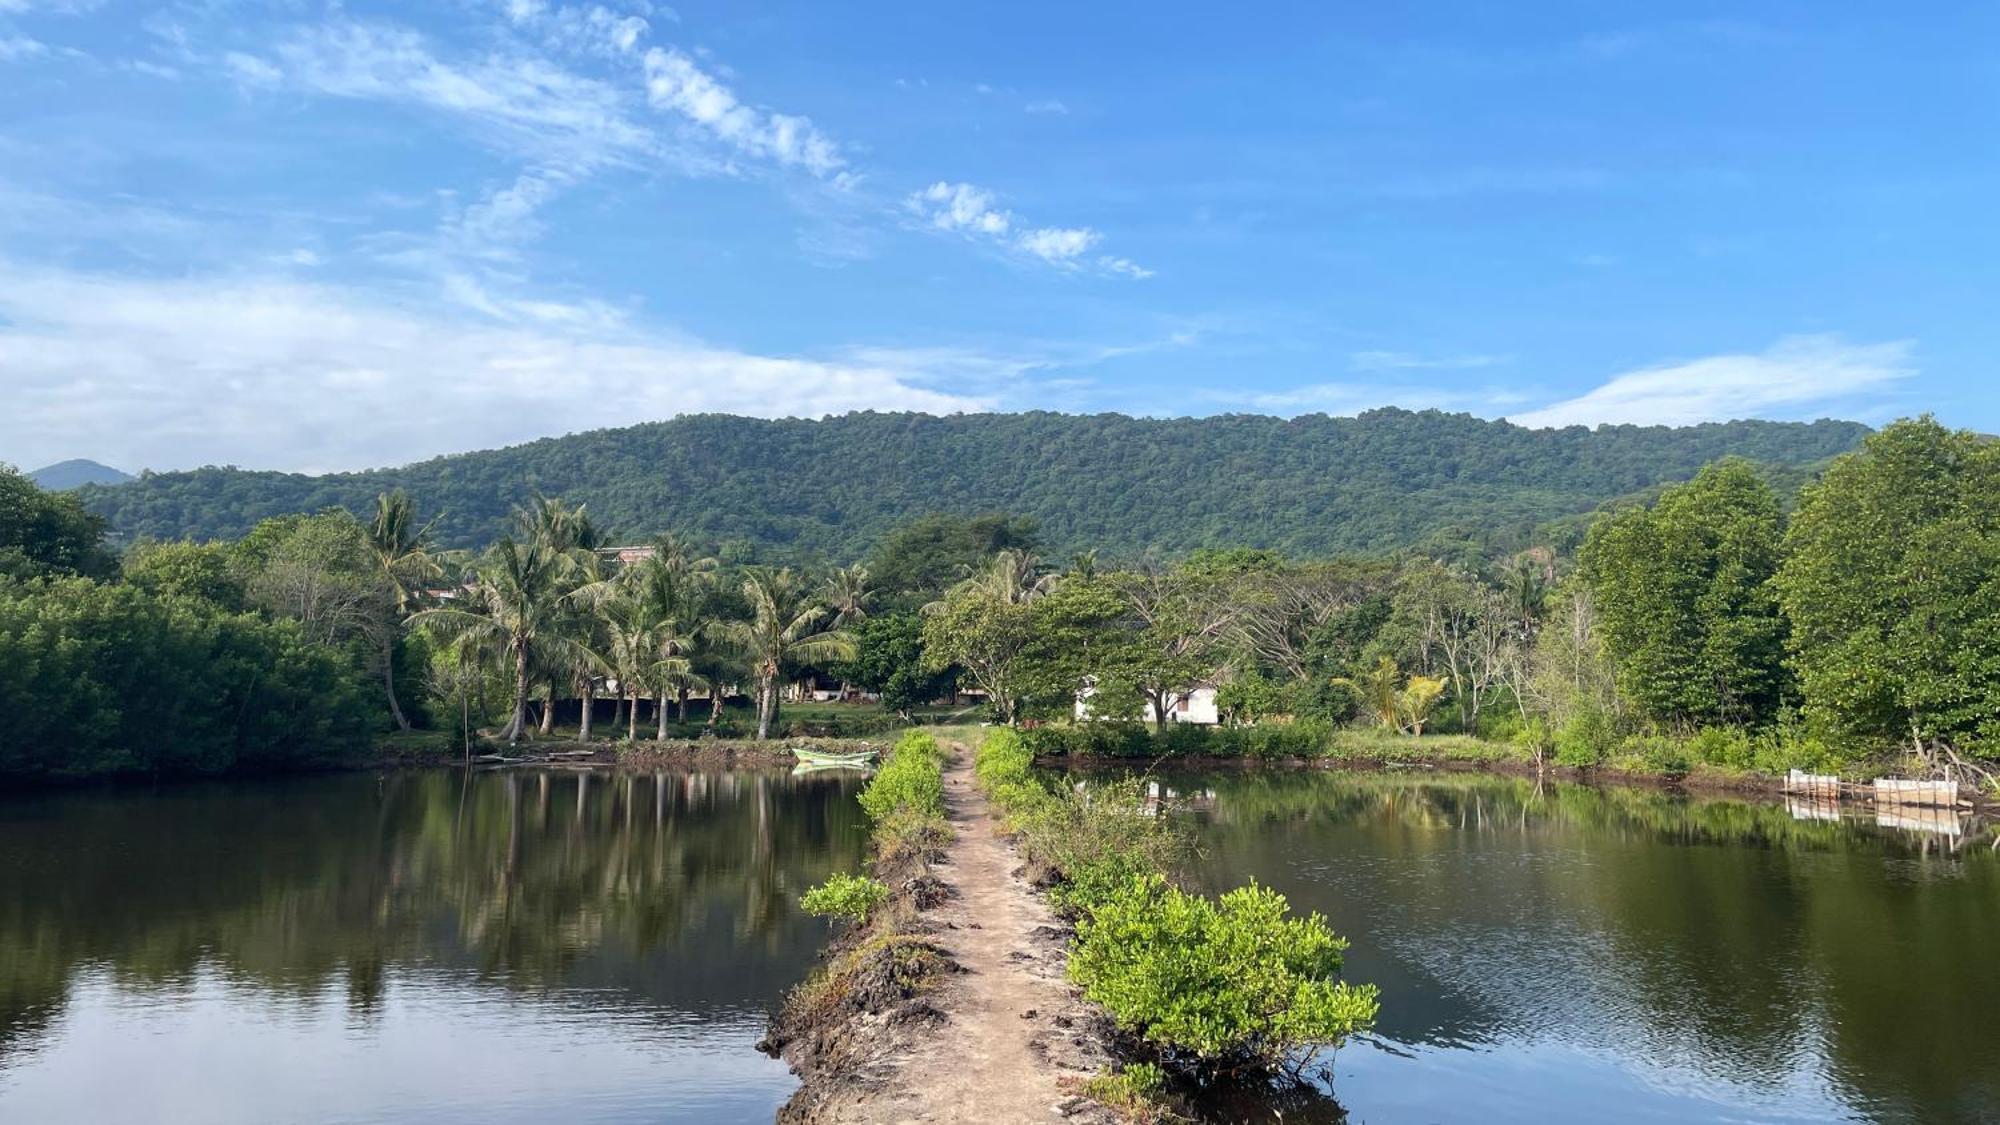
[28,459,134,491]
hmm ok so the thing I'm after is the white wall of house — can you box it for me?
[1074,684,1220,725]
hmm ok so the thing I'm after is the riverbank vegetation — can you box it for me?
[5,415,1992,788]
[975,728,1379,1107]
[766,730,959,1121]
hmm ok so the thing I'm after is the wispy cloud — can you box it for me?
[1348,350,1506,373]
[1510,335,1913,428]
[0,259,993,472]
[232,20,658,170]
[641,46,847,180]
[1023,98,1069,115]
[0,34,47,61]
[906,180,1149,277]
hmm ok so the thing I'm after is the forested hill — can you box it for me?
[78,410,1870,559]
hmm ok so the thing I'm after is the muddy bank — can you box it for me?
[764,746,1124,1124]
[374,735,886,771]
[1041,750,2000,808]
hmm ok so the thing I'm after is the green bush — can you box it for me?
[1554,706,1616,768]
[1618,734,1690,775]
[1690,726,1754,770]
[1069,874,1380,1072]
[0,576,376,780]
[1080,1063,1171,1121]
[858,730,945,823]
[800,872,891,924]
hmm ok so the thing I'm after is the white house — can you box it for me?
[1073,682,1221,725]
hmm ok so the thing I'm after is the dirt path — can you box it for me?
[843,745,1114,1124]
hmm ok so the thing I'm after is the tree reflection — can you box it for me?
[0,767,871,1062]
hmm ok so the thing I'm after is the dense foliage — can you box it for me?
[799,872,891,924]
[1775,419,2000,771]
[1070,875,1381,1075]
[77,410,1868,558]
[974,729,1377,1083]
[1,467,117,579]
[0,576,376,779]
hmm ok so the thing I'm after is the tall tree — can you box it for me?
[364,491,441,730]
[1580,459,1787,728]
[411,533,583,743]
[1775,418,2000,774]
[724,568,857,740]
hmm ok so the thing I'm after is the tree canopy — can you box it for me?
[75,410,1869,559]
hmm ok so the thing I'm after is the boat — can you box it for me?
[790,746,879,768]
[791,760,874,777]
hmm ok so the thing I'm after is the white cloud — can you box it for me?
[1023,99,1068,115]
[911,181,1011,236]
[497,1,655,57]
[1509,335,1912,428]
[247,21,656,169]
[905,181,1144,278]
[1016,226,1098,264]
[0,35,46,61]
[641,46,845,178]
[0,260,993,472]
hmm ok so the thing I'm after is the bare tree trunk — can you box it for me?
[539,678,557,735]
[578,683,594,742]
[656,691,668,741]
[709,689,723,729]
[756,679,772,740]
[504,647,530,744]
[628,690,639,741]
[1149,688,1172,734]
[383,635,411,731]
[675,686,688,723]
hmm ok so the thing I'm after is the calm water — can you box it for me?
[1159,770,2000,1125]
[0,767,869,1124]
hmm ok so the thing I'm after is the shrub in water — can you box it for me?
[800,872,890,924]
[1069,873,1379,1075]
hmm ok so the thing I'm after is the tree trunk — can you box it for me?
[656,691,668,741]
[755,678,774,740]
[504,646,530,744]
[709,689,723,729]
[675,686,688,723]
[539,678,557,735]
[578,684,594,742]
[383,635,411,731]
[1149,688,1171,734]
[628,690,639,741]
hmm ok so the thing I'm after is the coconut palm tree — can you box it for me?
[724,567,858,740]
[410,521,593,744]
[822,563,873,627]
[365,490,442,730]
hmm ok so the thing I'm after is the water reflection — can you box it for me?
[0,767,870,1123]
[1152,770,2000,1124]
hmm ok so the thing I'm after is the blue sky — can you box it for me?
[1,1,1994,473]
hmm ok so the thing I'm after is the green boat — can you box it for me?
[790,747,879,768]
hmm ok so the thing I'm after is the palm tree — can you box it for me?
[365,490,441,730]
[724,567,858,740]
[822,563,873,627]
[410,534,586,744]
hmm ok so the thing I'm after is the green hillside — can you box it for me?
[78,409,1871,559]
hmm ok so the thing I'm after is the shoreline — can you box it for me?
[1039,750,1998,812]
[763,741,1125,1124]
